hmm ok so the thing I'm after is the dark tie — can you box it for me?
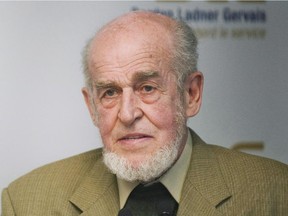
[118,182,178,216]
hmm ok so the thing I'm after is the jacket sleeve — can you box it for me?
[1,188,16,216]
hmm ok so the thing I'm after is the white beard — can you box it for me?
[103,135,181,183]
[103,109,186,182]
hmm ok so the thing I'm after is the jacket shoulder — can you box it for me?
[191,130,288,178]
[208,143,288,177]
[210,144,288,213]
[9,148,102,189]
[4,148,103,214]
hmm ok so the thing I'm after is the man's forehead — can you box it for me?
[89,34,173,76]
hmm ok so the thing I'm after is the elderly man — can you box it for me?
[2,11,288,216]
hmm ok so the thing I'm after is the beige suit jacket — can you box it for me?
[2,131,288,215]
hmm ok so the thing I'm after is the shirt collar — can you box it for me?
[117,129,193,208]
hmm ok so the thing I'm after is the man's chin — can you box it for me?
[102,144,179,182]
[119,157,147,169]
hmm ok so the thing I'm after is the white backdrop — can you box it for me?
[1,1,288,204]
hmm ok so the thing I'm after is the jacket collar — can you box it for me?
[69,158,119,215]
[178,130,231,215]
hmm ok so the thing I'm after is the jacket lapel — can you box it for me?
[69,157,119,215]
[178,130,231,215]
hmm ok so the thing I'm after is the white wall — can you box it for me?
[1,1,287,206]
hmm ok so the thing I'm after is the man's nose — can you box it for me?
[118,89,143,126]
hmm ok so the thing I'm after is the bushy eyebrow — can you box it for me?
[132,71,160,83]
[94,81,116,90]
[93,71,160,90]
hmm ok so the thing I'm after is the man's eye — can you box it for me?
[138,84,161,104]
[141,85,155,93]
[104,89,118,98]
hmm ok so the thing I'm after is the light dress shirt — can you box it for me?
[117,130,193,208]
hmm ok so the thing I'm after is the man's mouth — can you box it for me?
[119,134,151,141]
[115,133,154,151]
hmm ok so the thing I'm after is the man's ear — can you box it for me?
[184,71,204,117]
[82,87,98,126]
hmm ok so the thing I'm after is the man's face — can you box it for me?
[84,25,188,170]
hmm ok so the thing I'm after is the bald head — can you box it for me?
[97,11,176,38]
[82,11,198,90]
